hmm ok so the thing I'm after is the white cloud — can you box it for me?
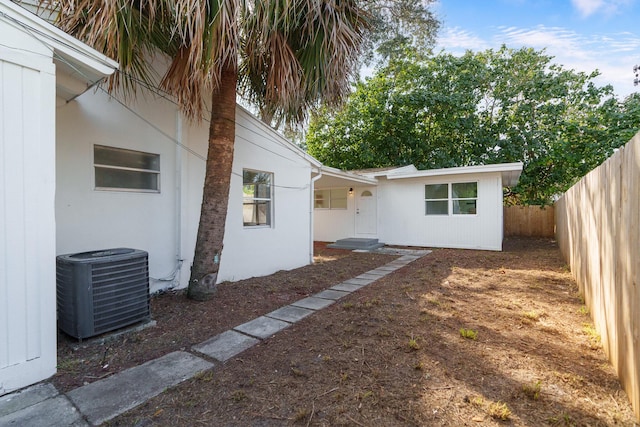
[437,27,492,52]
[571,0,605,16]
[571,0,635,17]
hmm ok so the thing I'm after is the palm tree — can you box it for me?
[52,0,369,300]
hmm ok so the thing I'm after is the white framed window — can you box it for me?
[425,183,449,215]
[94,145,160,192]
[425,182,477,216]
[314,188,348,209]
[452,182,477,215]
[243,169,273,227]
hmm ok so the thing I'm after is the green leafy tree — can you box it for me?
[306,46,635,204]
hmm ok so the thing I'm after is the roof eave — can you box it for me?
[4,1,118,100]
[386,162,524,186]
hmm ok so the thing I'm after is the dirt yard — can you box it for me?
[54,238,638,426]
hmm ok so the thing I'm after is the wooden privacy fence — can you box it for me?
[503,205,555,237]
[555,131,640,419]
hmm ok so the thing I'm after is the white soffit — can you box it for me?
[314,166,378,189]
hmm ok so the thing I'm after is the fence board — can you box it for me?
[503,205,555,237]
[556,131,640,419]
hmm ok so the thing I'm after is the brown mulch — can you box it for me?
[54,238,638,426]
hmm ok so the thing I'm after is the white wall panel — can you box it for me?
[0,27,57,395]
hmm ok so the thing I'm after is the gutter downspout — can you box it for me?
[310,168,323,264]
[174,110,184,287]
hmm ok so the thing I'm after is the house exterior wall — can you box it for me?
[313,189,357,242]
[56,89,313,291]
[0,17,57,394]
[377,172,504,250]
[180,107,314,284]
[56,90,180,292]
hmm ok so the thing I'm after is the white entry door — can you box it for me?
[355,188,377,235]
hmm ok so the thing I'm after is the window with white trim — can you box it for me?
[314,188,348,209]
[243,169,273,226]
[425,182,477,215]
[451,182,477,214]
[424,183,449,215]
[94,145,160,192]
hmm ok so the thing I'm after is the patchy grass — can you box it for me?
[459,328,478,340]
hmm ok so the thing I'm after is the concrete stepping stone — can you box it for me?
[356,272,385,280]
[375,265,402,271]
[193,330,260,362]
[398,255,422,261]
[0,383,59,417]
[67,351,212,426]
[0,394,86,427]
[291,296,335,310]
[234,316,291,339]
[266,305,315,323]
[362,270,388,277]
[343,277,375,286]
[314,289,350,300]
[331,282,365,292]
[367,268,393,276]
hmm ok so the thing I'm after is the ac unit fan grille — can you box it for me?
[91,257,150,335]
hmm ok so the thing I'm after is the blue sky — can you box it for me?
[434,0,640,98]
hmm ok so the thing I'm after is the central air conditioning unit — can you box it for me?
[56,248,150,339]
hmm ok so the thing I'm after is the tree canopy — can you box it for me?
[306,46,640,204]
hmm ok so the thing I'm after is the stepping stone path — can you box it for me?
[0,250,430,426]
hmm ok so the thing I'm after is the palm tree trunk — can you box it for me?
[187,62,237,301]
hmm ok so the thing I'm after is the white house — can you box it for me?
[2,0,321,395]
[314,163,523,251]
[2,0,523,396]
[0,0,117,395]
[56,88,321,292]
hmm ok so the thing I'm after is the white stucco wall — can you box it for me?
[181,108,314,284]
[56,87,314,291]
[56,90,180,292]
[313,189,357,242]
[377,172,504,250]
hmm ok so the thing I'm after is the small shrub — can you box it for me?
[231,390,247,402]
[460,328,478,340]
[578,305,589,315]
[470,396,485,407]
[487,401,511,420]
[522,310,543,321]
[548,412,575,426]
[582,323,601,342]
[522,380,542,400]
[408,336,420,351]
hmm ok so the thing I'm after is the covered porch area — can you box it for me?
[312,166,379,246]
